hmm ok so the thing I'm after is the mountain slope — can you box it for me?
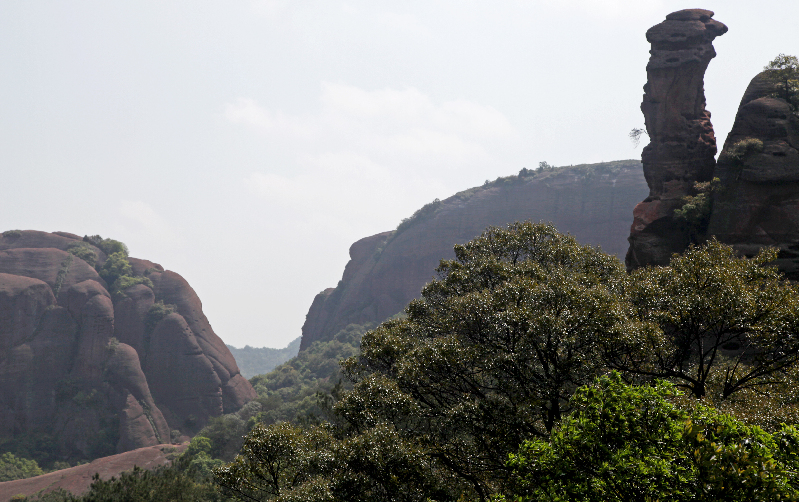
[300,161,648,350]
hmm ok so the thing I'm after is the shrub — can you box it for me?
[83,235,129,257]
[723,137,765,164]
[110,275,154,297]
[394,198,442,236]
[674,178,720,241]
[98,252,132,285]
[0,452,44,482]
[145,301,178,334]
[66,243,98,267]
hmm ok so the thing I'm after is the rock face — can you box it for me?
[300,161,649,350]
[0,231,255,462]
[626,9,727,269]
[707,72,799,277]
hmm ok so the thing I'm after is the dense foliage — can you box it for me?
[14,222,799,502]
[612,240,799,400]
[0,452,44,482]
[509,372,799,501]
[216,222,799,502]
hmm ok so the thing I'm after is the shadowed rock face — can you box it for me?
[707,72,799,277]
[300,161,649,350]
[0,231,255,462]
[626,9,727,269]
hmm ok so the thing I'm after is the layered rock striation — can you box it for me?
[301,161,649,350]
[0,230,255,462]
[707,72,799,277]
[626,9,727,269]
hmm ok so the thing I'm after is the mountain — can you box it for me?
[300,160,649,350]
[0,230,255,466]
[226,337,301,378]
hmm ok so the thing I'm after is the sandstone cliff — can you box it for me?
[626,9,727,268]
[0,230,255,464]
[300,161,649,350]
[625,9,799,277]
[707,71,799,277]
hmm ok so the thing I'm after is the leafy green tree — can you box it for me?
[109,275,153,297]
[764,54,799,108]
[98,252,133,285]
[611,240,799,400]
[83,236,129,257]
[215,422,334,501]
[219,225,799,502]
[508,373,799,502]
[335,222,639,498]
[215,421,450,502]
[219,223,638,501]
[673,178,720,243]
[0,452,44,481]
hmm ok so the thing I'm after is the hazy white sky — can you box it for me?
[1,1,796,348]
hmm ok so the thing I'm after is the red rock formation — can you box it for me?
[707,72,799,277]
[301,161,649,350]
[0,230,255,462]
[626,9,727,269]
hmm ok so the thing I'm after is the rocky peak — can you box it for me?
[0,230,256,464]
[626,9,727,269]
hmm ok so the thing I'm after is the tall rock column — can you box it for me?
[626,9,727,269]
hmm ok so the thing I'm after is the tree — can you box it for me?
[611,240,799,400]
[508,373,799,501]
[98,251,132,285]
[215,421,448,502]
[337,222,638,498]
[219,225,799,502]
[0,452,44,482]
[764,54,799,108]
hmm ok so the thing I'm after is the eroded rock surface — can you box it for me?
[301,161,649,350]
[707,72,799,277]
[626,9,727,269]
[0,230,254,463]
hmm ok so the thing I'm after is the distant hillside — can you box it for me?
[300,160,649,350]
[227,337,301,378]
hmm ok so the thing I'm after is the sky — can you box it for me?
[1,1,797,348]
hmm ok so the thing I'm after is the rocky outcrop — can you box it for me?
[626,9,727,269]
[300,161,649,350]
[0,230,255,463]
[0,443,188,500]
[707,72,799,277]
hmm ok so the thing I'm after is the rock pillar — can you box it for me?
[626,9,727,269]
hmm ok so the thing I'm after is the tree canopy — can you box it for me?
[216,222,799,502]
[509,372,799,502]
[764,53,799,108]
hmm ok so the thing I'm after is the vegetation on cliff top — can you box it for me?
[764,53,799,109]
